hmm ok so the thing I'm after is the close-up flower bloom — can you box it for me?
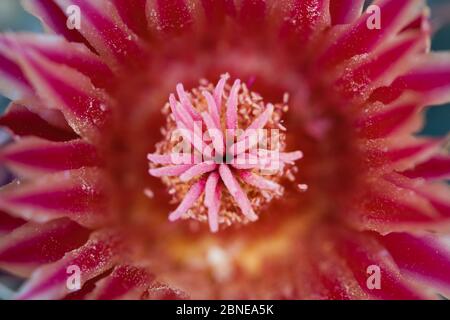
[0,0,449,300]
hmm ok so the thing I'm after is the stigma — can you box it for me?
[147,74,304,232]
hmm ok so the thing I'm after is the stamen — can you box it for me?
[148,74,304,231]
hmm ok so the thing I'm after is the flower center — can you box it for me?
[147,74,304,232]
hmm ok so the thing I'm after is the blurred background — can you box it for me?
[0,0,449,299]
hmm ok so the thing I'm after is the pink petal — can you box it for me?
[329,0,365,25]
[336,32,427,100]
[179,161,217,182]
[1,138,101,177]
[54,0,145,67]
[0,33,114,89]
[402,156,450,180]
[239,171,282,192]
[317,0,424,67]
[149,164,193,177]
[366,138,443,170]
[111,0,150,38]
[238,0,266,31]
[385,173,450,218]
[379,233,450,290]
[346,179,444,234]
[371,53,450,105]
[280,0,330,42]
[22,0,94,51]
[0,218,90,277]
[12,46,110,143]
[303,226,369,299]
[0,209,25,235]
[146,282,188,300]
[0,168,108,228]
[356,103,419,139]
[168,178,206,221]
[200,0,236,26]
[0,103,78,142]
[332,227,424,299]
[153,0,193,34]
[0,50,33,100]
[88,265,154,300]
[385,139,443,164]
[15,230,123,300]
[218,164,258,221]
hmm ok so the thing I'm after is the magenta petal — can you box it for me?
[13,47,110,142]
[332,228,424,299]
[201,0,236,26]
[155,0,193,34]
[0,50,33,100]
[0,103,78,142]
[366,138,443,170]
[22,0,94,51]
[356,103,418,139]
[54,0,144,67]
[238,0,266,30]
[346,176,450,234]
[371,53,450,105]
[329,0,365,25]
[88,265,154,300]
[111,0,149,38]
[379,233,450,290]
[15,230,123,300]
[402,156,450,180]
[1,138,101,176]
[318,0,423,67]
[385,139,442,164]
[0,218,90,276]
[0,209,25,235]
[280,0,330,42]
[337,32,427,100]
[0,168,108,228]
[0,33,114,89]
[147,282,188,300]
